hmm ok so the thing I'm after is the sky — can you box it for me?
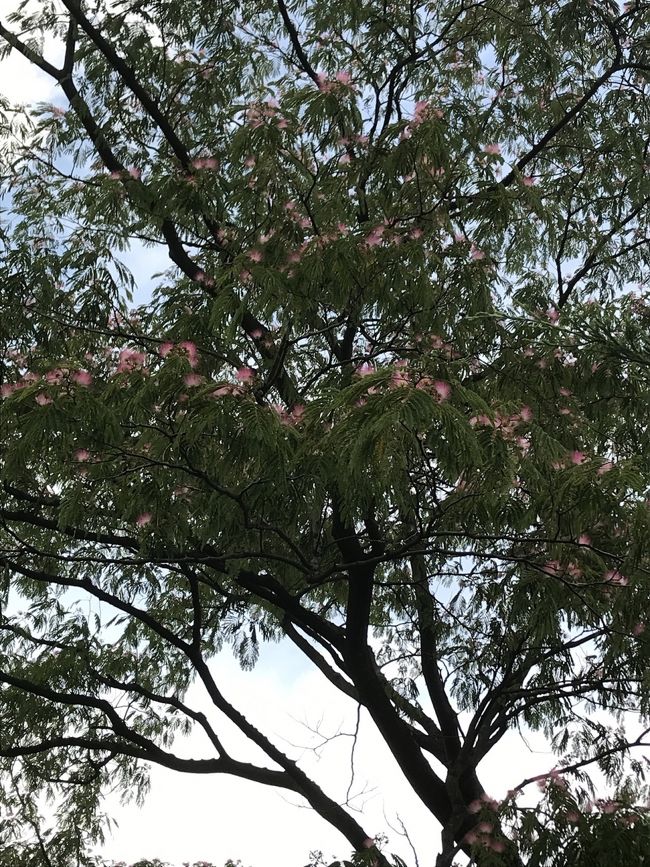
[0,6,610,867]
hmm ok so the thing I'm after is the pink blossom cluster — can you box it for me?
[316,70,355,93]
[283,200,312,231]
[535,767,568,790]
[408,100,443,129]
[115,348,148,374]
[463,826,506,853]
[464,794,506,852]
[1,366,93,403]
[159,340,200,368]
[355,360,452,402]
[603,569,629,587]
[541,560,583,580]
[271,402,306,425]
[469,406,532,453]
[190,156,219,170]
[210,383,246,398]
[245,99,287,129]
[108,166,141,181]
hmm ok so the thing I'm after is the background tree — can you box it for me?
[1,0,650,864]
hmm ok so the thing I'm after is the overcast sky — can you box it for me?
[0,7,561,866]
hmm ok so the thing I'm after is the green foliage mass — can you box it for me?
[0,1,650,865]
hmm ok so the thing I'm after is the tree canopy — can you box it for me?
[1,1,650,865]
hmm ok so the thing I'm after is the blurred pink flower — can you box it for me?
[470,244,485,260]
[604,569,628,586]
[116,348,146,373]
[235,366,255,382]
[178,340,199,368]
[433,380,451,401]
[72,370,93,387]
[135,512,152,527]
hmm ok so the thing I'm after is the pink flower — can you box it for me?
[604,569,628,586]
[195,270,215,287]
[45,368,66,384]
[290,403,306,422]
[135,512,152,527]
[483,143,501,155]
[210,386,232,397]
[547,307,559,323]
[412,100,430,124]
[1,383,15,398]
[390,371,410,388]
[316,73,334,92]
[433,380,451,401]
[159,341,175,357]
[468,800,483,814]
[74,449,90,462]
[578,533,591,545]
[597,461,614,475]
[184,373,203,387]
[633,622,646,636]
[247,249,263,262]
[470,244,485,260]
[116,348,147,373]
[178,340,199,368]
[191,156,219,170]
[364,225,385,247]
[128,166,141,180]
[522,175,536,186]
[516,436,530,454]
[489,840,506,853]
[235,366,255,382]
[248,328,264,339]
[71,370,93,387]
[335,70,352,86]
[570,450,586,465]
[519,405,533,422]
[355,363,375,376]
[35,393,53,406]
[478,822,493,833]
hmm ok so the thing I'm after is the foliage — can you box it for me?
[0,0,650,865]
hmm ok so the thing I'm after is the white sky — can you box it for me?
[0,7,620,867]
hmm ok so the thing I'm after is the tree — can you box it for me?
[0,0,650,864]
